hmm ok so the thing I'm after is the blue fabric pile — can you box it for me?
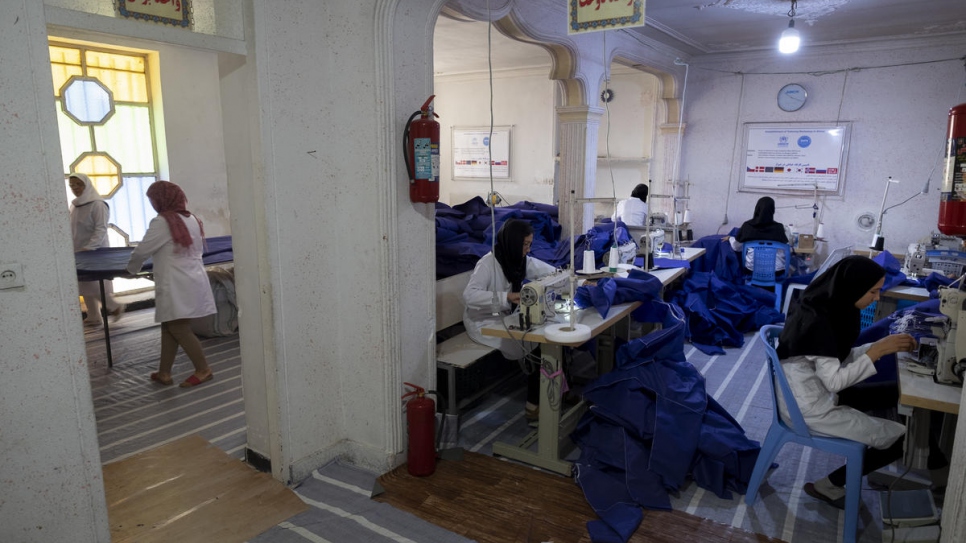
[670,235,786,354]
[570,295,762,543]
[435,197,562,279]
[435,198,641,279]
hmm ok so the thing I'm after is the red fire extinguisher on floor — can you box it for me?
[939,103,966,236]
[402,382,437,476]
[403,96,440,203]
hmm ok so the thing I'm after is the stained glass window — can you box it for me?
[51,42,159,245]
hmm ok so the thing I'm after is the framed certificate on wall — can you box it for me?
[452,126,511,180]
[739,122,852,196]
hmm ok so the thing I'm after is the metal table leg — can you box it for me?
[491,345,580,476]
[99,278,113,368]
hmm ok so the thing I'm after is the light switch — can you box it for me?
[0,262,25,289]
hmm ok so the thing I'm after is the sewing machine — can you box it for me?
[902,232,966,278]
[930,285,966,385]
[519,272,572,327]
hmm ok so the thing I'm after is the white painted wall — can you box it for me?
[0,0,110,541]
[680,41,966,258]
[435,68,557,206]
[594,69,660,217]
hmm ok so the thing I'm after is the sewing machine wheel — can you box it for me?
[520,285,539,306]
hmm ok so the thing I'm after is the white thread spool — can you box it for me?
[815,222,826,239]
[607,246,619,272]
[683,209,692,223]
[582,250,596,273]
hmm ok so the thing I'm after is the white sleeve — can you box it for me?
[126,217,169,274]
[83,201,110,251]
[463,257,510,312]
[525,256,557,280]
[810,349,878,393]
[729,236,742,252]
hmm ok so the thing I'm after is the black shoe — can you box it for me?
[804,482,845,510]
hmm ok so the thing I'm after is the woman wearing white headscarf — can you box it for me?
[69,173,123,326]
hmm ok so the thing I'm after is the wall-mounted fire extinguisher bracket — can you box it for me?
[402,382,439,477]
[403,96,441,204]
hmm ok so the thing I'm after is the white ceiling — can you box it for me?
[434,0,966,75]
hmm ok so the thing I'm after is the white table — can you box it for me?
[480,254,702,476]
[875,285,931,321]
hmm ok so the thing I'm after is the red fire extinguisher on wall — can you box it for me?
[402,382,437,476]
[403,95,440,203]
[939,103,966,236]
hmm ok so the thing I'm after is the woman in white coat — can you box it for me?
[69,173,123,326]
[463,218,557,419]
[777,256,915,508]
[127,181,216,388]
[612,183,648,226]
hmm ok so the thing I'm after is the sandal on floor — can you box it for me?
[180,373,213,388]
[150,372,173,386]
[804,482,845,510]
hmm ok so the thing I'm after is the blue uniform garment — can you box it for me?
[671,270,785,355]
[921,272,954,294]
[872,250,910,291]
[573,301,762,543]
[573,269,664,319]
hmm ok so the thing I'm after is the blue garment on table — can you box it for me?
[572,301,762,543]
[872,250,910,291]
[574,269,664,319]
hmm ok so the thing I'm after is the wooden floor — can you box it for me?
[374,450,786,543]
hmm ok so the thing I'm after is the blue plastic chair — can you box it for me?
[745,325,867,543]
[742,240,792,312]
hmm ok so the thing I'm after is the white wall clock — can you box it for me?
[778,83,807,112]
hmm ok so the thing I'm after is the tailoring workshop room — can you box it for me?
[3,1,966,542]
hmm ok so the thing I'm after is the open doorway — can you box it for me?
[49,35,246,465]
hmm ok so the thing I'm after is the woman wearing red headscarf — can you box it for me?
[127,181,216,388]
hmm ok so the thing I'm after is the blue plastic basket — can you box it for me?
[860,302,877,330]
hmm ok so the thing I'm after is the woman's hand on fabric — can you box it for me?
[507,292,521,305]
[867,333,917,362]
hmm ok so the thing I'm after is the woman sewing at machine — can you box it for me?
[777,256,914,508]
[729,196,791,272]
[463,218,557,420]
[612,183,649,226]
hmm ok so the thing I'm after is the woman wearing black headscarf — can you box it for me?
[777,256,916,508]
[729,196,792,271]
[463,218,557,419]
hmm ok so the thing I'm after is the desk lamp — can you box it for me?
[871,177,900,251]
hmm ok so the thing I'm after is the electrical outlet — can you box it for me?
[0,263,25,289]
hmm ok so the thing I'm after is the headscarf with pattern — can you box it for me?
[146,181,203,249]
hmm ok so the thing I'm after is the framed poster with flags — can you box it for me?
[739,122,852,196]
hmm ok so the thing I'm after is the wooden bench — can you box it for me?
[435,271,500,432]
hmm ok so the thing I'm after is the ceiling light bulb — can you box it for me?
[779,19,800,54]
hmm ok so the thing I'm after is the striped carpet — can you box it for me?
[87,309,906,542]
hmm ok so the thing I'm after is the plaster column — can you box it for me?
[557,105,605,239]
